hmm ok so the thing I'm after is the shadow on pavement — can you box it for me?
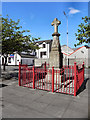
[76,77,89,95]
[2,72,18,81]
[0,84,8,88]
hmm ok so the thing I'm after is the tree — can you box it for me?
[74,16,90,47]
[2,15,40,70]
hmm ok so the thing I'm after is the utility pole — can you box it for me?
[63,11,68,66]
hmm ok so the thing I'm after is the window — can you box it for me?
[35,52,37,56]
[44,52,46,55]
[40,52,43,58]
[43,44,46,48]
[2,57,4,65]
[8,57,11,63]
[40,52,46,58]
[36,45,39,47]
[81,51,84,53]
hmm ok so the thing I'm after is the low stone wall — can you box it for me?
[35,59,49,67]
[35,58,90,68]
[63,58,90,68]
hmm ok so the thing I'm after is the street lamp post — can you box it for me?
[63,11,68,66]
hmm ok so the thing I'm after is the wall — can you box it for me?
[61,45,74,55]
[63,58,90,68]
[35,58,49,66]
[21,58,34,65]
[68,47,88,59]
[7,53,21,65]
[62,46,89,67]
[35,57,90,68]
[36,42,49,59]
[1,53,21,65]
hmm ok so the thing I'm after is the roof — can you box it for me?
[21,52,35,58]
[35,39,53,44]
[72,47,79,51]
[62,46,87,56]
[72,45,90,51]
[61,45,74,50]
[21,54,36,58]
[61,45,74,55]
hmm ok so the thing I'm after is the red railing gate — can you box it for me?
[18,62,84,96]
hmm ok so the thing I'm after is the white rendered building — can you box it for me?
[1,52,21,66]
[35,40,52,59]
[1,51,36,66]
[35,40,90,67]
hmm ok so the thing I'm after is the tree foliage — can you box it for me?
[2,15,40,56]
[74,16,90,47]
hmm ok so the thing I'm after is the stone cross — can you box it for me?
[51,18,61,33]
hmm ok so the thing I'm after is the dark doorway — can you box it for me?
[2,57,4,65]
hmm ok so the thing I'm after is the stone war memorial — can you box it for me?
[18,18,85,96]
[49,18,63,69]
[46,18,64,84]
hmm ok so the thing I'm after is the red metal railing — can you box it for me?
[34,68,52,91]
[19,63,33,88]
[53,66,74,95]
[74,62,84,96]
[18,62,84,96]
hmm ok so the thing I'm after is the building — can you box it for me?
[61,45,74,56]
[1,51,36,66]
[62,46,90,67]
[1,52,21,66]
[21,51,36,65]
[35,40,90,67]
[35,40,52,66]
[1,39,89,67]
[35,40,52,59]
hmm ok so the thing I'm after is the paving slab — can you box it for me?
[62,106,88,118]
[3,102,53,118]
[42,104,66,118]
[1,68,89,118]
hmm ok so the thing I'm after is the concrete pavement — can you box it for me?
[2,80,88,118]
[1,66,89,118]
